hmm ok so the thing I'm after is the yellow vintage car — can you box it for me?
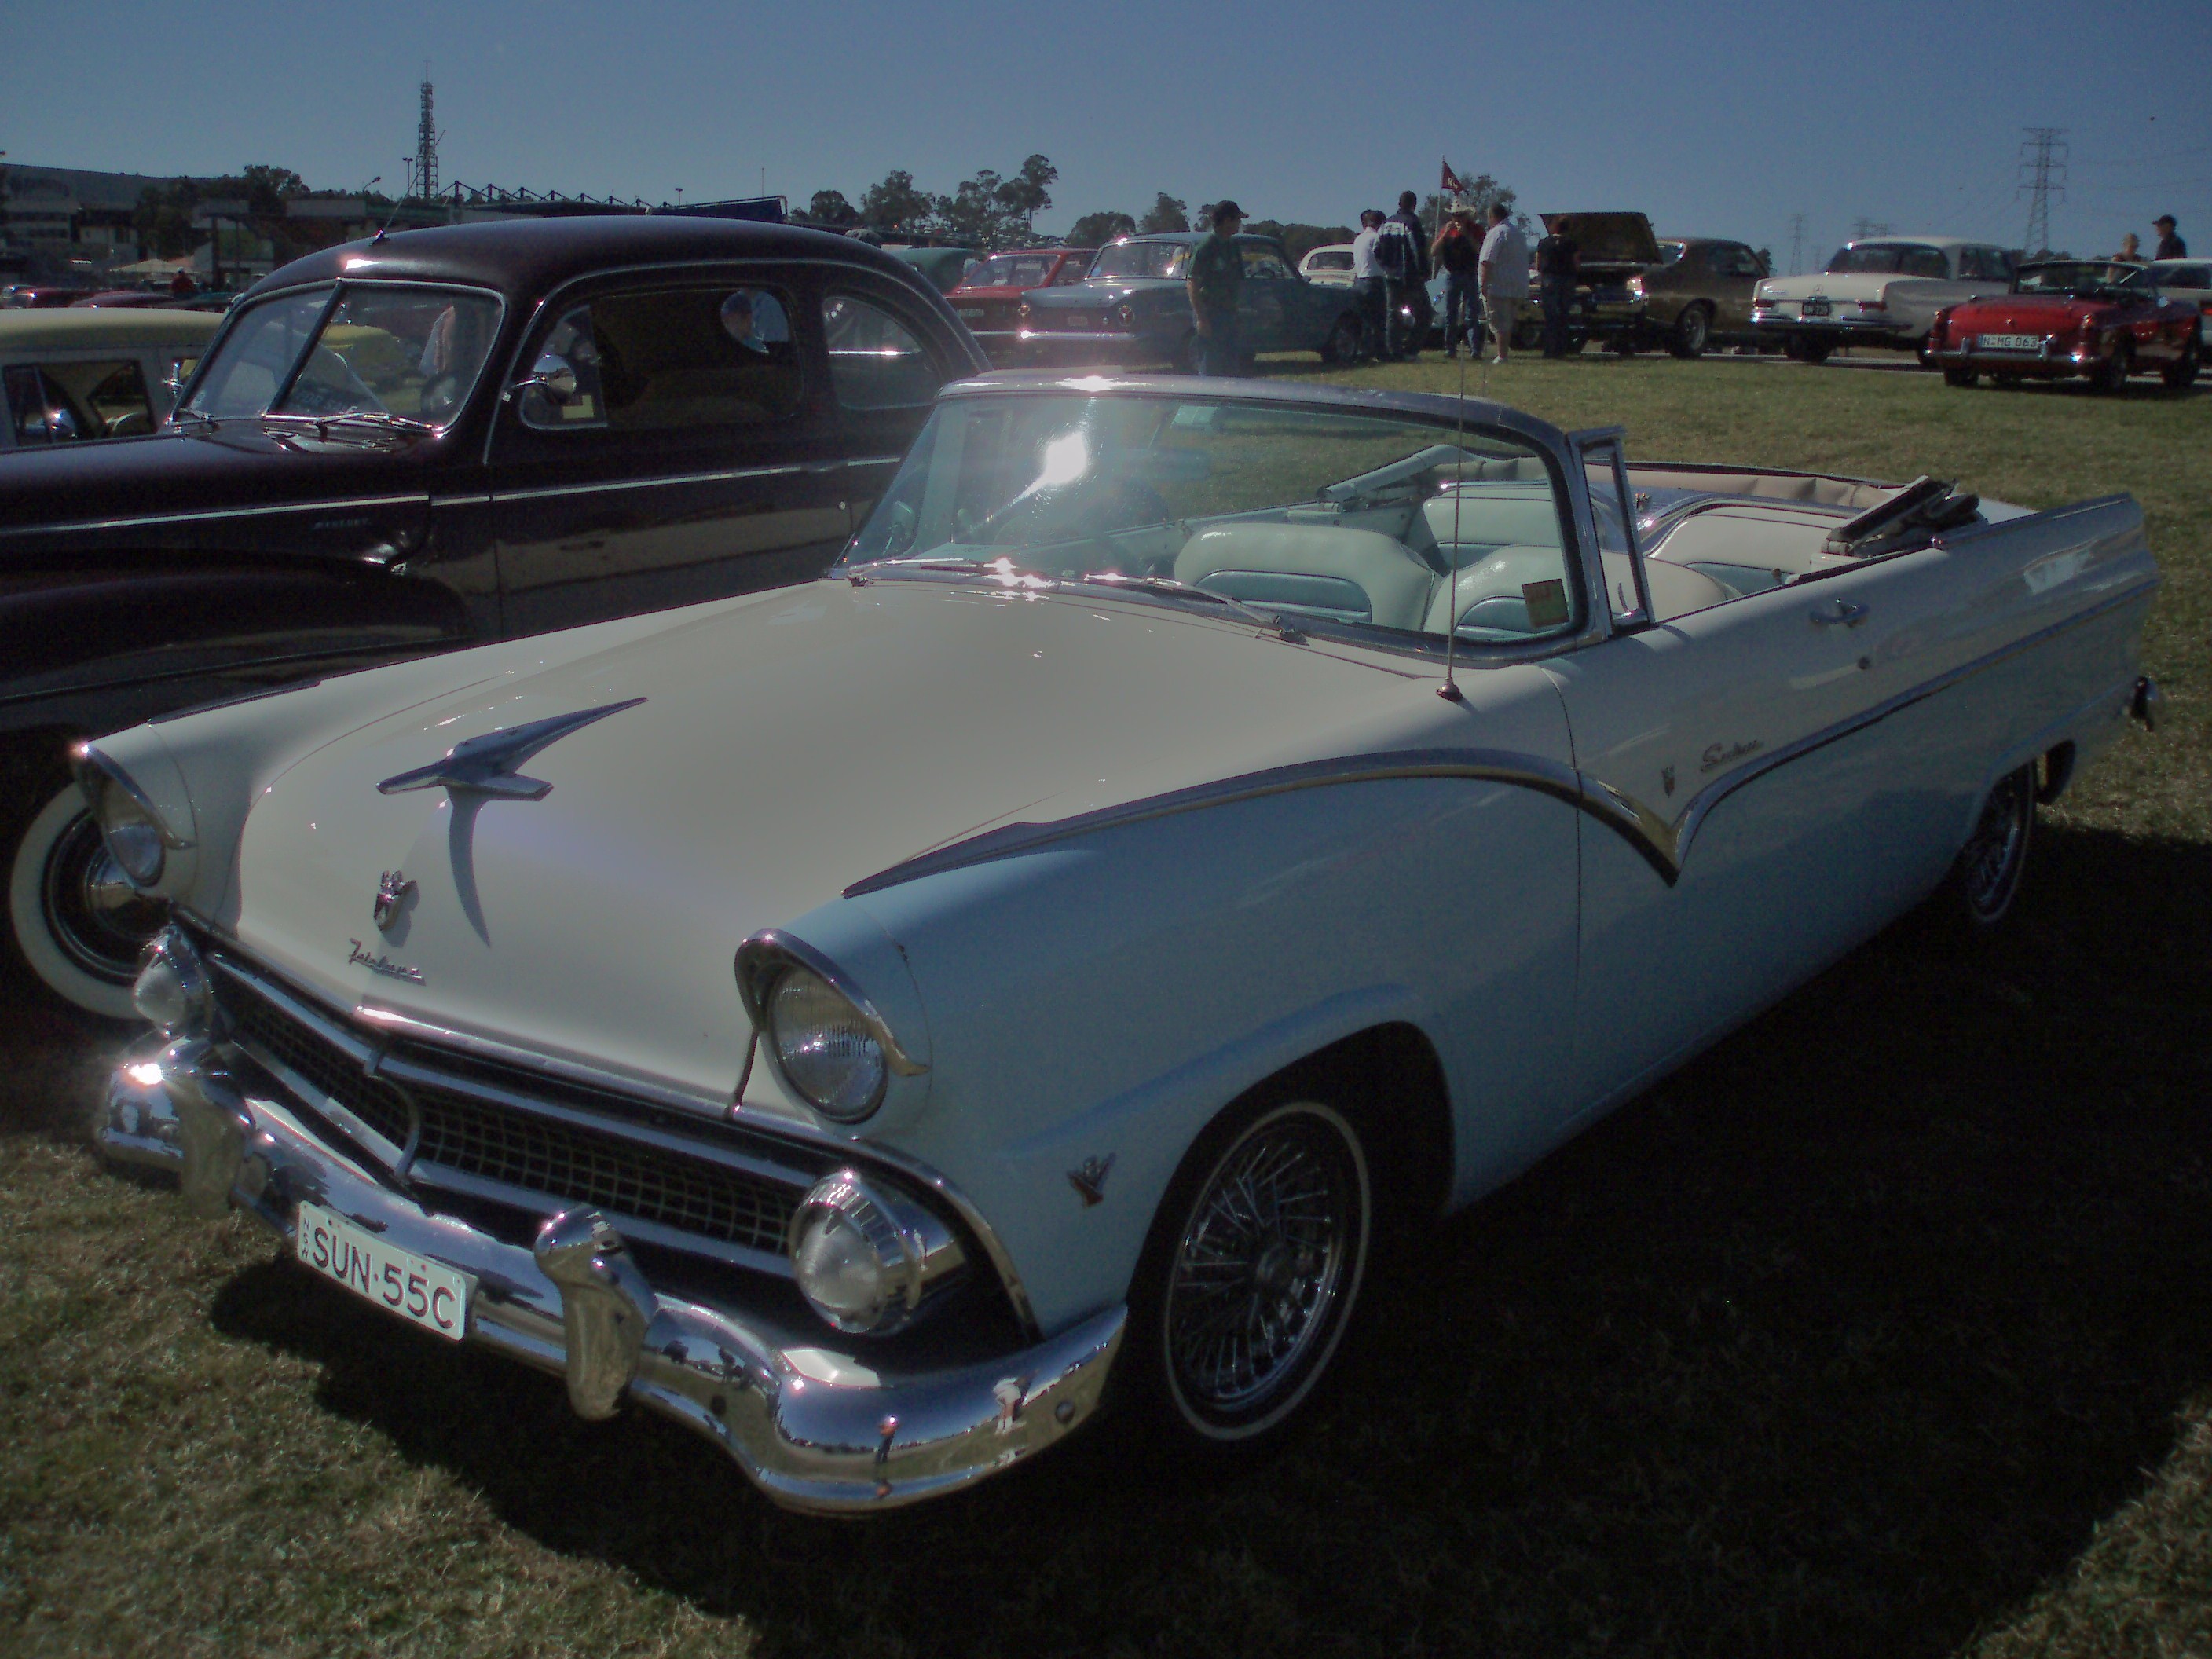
[1,308,225,449]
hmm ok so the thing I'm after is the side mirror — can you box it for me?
[511,353,579,405]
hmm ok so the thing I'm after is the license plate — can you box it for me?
[958,308,985,323]
[1977,333,2042,351]
[295,1199,472,1342]
[1801,298,1832,317]
[1070,314,1093,330]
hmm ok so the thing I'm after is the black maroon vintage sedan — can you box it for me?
[0,216,987,1016]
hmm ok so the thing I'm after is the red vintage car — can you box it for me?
[947,247,1097,359]
[1928,259,2200,392]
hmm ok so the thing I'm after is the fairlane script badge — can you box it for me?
[346,939,424,983]
[373,870,416,932]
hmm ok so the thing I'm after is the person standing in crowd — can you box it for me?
[2154,214,2187,259]
[1378,191,1433,361]
[1350,210,1388,364]
[1185,200,1247,376]
[2111,233,2142,264]
[1534,218,1580,358]
[1431,209,1483,358]
[1478,203,1531,364]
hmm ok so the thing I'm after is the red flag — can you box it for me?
[1441,157,1469,196]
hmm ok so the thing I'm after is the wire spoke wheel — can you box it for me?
[1955,764,2035,926]
[1159,1101,1369,1437]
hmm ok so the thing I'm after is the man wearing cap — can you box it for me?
[1185,200,1247,376]
[2154,215,2188,260]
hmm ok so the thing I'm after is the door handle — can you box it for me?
[1810,599,1869,628]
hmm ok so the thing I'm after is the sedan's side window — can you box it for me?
[822,293,940,410]
[3,363,112,443]
[522,285,803,433]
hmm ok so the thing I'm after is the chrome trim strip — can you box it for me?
[0,491,430,538]
[734,931,930,1082]
[492,463,804,502]
[351,1002,734,1115]
[842,576,2162,899]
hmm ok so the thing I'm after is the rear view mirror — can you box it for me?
[512,353,579,405]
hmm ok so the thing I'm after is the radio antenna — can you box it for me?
[1438,345,1470,702]
[372,159,416,244]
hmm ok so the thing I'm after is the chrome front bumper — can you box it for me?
[99,1039,1125,1514]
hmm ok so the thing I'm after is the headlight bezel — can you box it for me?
[734,932,927,1125]
[787,1167,967,1335]
[71,743,193,892]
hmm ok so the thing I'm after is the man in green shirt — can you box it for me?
[1185,200,1246,375]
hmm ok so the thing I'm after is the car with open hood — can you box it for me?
[1752,237,2017,361]
[945,247,1097,359]
[1016,233,1364,369]
[0,215,985,1020]
[86,372,2161,1514]
[1927,259,2201,392]
[1529,212,1661,351]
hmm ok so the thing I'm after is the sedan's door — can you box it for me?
[1711,243,1767,333]
[1544,434,1965,1115]
[1235,243,1297,350]
[489,267,853,638]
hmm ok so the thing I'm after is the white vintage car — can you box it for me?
[1752,237,2019,361]
[85,375,2162,1514]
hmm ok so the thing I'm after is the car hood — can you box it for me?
[1542,212,1661,267]
[0,422,432,535]
[224,577,1426,1097]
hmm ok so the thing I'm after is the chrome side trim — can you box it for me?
[0,491,431,539]
[492,463,804,504]
[841,577,2161,899]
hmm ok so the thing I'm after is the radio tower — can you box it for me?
[2019,127,2067,258]
[413,67,441,201]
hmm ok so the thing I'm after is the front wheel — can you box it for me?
[5,771,162,1019]
[1130,1097,1374,1448]
[2092,338,2133,394]
[1943,366,1979,388]
[1319,312,1362,365]
[1669,304,1712,357]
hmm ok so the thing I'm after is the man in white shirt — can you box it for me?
[1349,210,1387,364]
[1477,204,1533,364]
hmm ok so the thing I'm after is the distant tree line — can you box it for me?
[804,156,1061,248]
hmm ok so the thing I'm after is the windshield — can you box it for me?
[841,393,1583,643]
[2015,262,2148,297]
[1090,241,1190,280]
[964,254,1062,289]
[1824,243,1951,278]
[1656,241,1687,265]
[182,283,502,425]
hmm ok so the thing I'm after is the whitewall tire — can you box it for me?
[5,778,157,1019]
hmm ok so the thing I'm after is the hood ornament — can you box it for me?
[373,870,416,931]
[377,698,646,801]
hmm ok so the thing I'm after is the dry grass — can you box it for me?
[2,357,2207,1657]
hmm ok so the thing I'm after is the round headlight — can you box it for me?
[789,1170,966,1335]
[75,748,187,891]
[133,925,212,1035]
[767,965,888,1121]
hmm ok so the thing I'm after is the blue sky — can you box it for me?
[5,0,2207,267]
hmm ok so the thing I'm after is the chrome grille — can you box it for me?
[411,1085,794,1258]
[228,985,412,1148]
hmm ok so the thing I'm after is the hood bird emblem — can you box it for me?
[1068,1154,1115,1207]
[372,870,416,931]
[377,698,647,801]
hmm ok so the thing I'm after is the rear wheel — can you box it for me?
[1126,1095,1374,1451]
[2092,338,2133,394]
[5,764,156,1020]
[1946,764,2036,930]
[1669,303,1712,357]
[1785,333,1833,364]
[1943,367,1979,388]
[2162,338,2199,390]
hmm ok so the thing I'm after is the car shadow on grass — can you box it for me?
[199,820,2212,1659]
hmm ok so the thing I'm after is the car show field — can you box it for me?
[2,355,2206,1658]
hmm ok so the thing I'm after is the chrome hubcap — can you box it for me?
[1961,772,2029,917]
[42,808,163,981]
[1165,1111,1357,1416]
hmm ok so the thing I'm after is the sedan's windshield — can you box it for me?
[1825,243,1951,278]
[842,394,1584,644]
[1090,241,1190,280]
[963,254,1064,289]
[181,283,502,426]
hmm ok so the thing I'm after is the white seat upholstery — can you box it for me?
[1599,551,1733,623]
[1420,493,1565,555]
[1422,547,1577,635]
[1174,524,1440,632]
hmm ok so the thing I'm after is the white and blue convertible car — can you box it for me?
[85,374,2161,1512]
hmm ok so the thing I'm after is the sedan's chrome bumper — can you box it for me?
[99,1039,1124,1514]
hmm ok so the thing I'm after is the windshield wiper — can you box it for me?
[167,405,218,430]
[1073,572,1304,639]
[266,408,438,436]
